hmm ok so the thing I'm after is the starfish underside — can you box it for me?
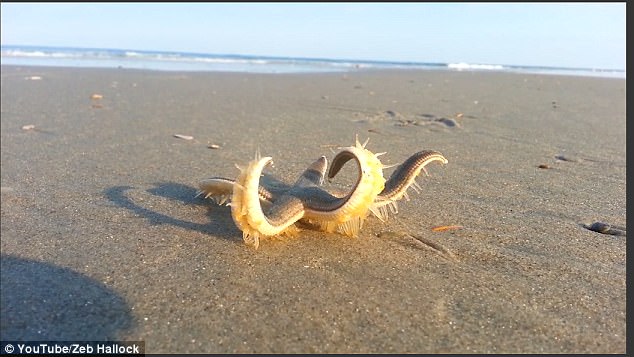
[198,138,448,249]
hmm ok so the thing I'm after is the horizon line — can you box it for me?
[1,43,625,73]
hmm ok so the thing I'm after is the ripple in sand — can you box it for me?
[377,230,458,262]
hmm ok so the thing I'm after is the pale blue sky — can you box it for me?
[0,3,626,70]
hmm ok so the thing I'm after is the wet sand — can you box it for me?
[0,65,626,353]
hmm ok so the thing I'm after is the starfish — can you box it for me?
[197,138,447,249]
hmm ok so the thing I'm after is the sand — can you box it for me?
[0,65,626,353]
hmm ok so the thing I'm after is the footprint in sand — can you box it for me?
[353,110,472,132]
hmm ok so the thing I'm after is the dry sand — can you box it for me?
[0,65,626,353]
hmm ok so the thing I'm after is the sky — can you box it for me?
[0,3,626,70]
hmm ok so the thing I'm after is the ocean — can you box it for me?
[0,45,625,79]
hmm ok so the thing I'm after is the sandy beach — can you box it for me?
[0,65,626,353]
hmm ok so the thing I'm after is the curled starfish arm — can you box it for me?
[371,150,448,221]
[231,156,304,248]
[299,143,386,237]
[310,145,384,220]
[198,156,328,248]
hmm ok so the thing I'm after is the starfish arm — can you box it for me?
[374,150,448,214]
[231,156,305,248]
[198,173,295,205]
[197,177,238,205]
[299,143,386,237]
[293,156,328,187]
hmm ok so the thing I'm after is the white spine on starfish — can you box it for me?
[368,198,398,223]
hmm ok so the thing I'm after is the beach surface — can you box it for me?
[1,65,626,353]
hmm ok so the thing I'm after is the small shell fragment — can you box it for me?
[436,117,459,128]
[174,134,194,140]
[21,124,36,131]
[207,144,221,149]
[25,76,42,80]
[91,94,103,100]
[555,155,578,163]
[584,222,626,236]
[1,187,15,194]
[432,225,463,232]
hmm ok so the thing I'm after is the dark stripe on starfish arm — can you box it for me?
[379,150,447,201]
[294,156,328,187]
[327,150,362,181]
[299,148,370,213]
